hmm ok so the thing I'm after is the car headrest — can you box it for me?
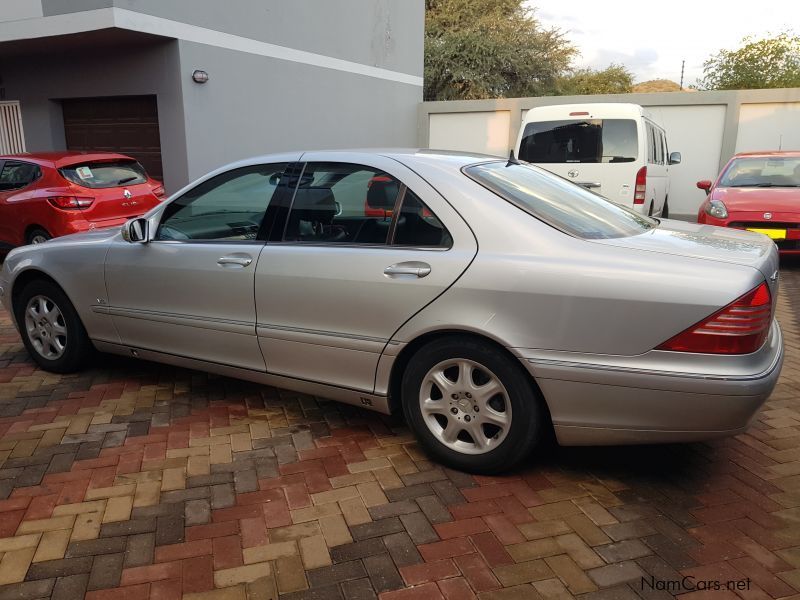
[290,187,336,224]
[366,177,398,210]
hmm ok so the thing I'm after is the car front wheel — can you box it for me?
[14,280,92,373]
[401,336,544,473]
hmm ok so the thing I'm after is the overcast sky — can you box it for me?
[528,0,800,85]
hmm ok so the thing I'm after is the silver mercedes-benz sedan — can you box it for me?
[0,150,784,473]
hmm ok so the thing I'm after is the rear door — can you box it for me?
[0,160,42,247]
[517,117,639,206]
[255,154,477,393]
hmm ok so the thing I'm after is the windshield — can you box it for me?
[719,156,800,188]
[519,118,638,163]
[464,161,656,240]
[60,160,147,189]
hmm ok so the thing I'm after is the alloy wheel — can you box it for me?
[418,358,512,455]
[24,295,68,360]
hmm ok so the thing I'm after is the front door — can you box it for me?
[255,154,478,393]
[104,159,296,370]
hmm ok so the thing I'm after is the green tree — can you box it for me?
[424,0,576,101]
[697,32,800,90]
[558,64,634,95]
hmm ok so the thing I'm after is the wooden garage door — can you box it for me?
[62,95,163,180]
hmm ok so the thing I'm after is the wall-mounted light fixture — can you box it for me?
[191,70,209,84]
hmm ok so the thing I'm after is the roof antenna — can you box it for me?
[506,150,521,167]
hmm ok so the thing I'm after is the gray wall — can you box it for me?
[37,0,424,77]
[2,39,190,190]
[178,40,422,180]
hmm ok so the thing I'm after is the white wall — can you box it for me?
[429,111,511,157]
[421,89,800,218]
[645,105,726,217]
[736,102,800,152]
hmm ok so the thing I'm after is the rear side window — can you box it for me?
[519,118,637,164]
[464,161,655,240]
[0,161,41,191]
[60,160,147,189]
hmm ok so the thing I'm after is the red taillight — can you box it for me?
[48,196,94,210]
[657,282,772,354]
[151,184,165,199]
[633,166,647,205]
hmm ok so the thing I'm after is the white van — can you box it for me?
[514,103,680,217]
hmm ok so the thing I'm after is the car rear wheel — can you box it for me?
[401,336,543,473]
[14,280,92,373]
[27,228,52,245]
[662,199,670,218]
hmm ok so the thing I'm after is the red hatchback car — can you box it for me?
[0,151,164,250]
[697,151,800,254]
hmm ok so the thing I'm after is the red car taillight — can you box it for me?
[152,184,165,199]
[657,282,772,354]
[48,196,94,210]
[633,166,647,205]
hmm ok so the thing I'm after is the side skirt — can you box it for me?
[92,340,392,415]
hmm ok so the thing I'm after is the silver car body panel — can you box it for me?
[0,149,784,444]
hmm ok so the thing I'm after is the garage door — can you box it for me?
[62,95,163,180]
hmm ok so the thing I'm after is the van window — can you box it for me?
[519,119,637,164]
[464,161,655,240]
[646,124,655,164]
[654,129,663,165]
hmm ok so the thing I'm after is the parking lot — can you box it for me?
[0,262,797,600]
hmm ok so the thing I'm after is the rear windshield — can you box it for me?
[720,156,800,188]
[60,160,147,189]
[464,161,655,240]
[519,118,638,164]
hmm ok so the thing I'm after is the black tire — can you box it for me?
[647,202,654,217]
[26,228,52,245]
[662,199,669,219]
[401,336,544,474]
[14,279,92,373]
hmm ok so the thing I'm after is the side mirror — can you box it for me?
[668,151,682,165]
[696,180,713,192]
[122,218,149,243]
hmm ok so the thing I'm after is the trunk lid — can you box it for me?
[78,182,160,222]
[591,219,780,282]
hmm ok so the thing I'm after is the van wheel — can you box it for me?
[648,202,654,217]
[401,336,544,474]
[662,199,669,218]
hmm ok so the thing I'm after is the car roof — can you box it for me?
[733,151,800,158]
[0,151,135,168]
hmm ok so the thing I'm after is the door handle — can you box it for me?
[217,255,253,267]
[384,261,431,278]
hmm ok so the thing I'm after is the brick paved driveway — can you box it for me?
[0,265,799,600]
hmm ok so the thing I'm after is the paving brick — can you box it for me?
[51,573,89,600]
[399,511,439,545]
[587,560,646,587]
[350,517,405,541]
[87,552,124,590]
[399,558,459,585]
[124,532,155,568]
[307,560,367,587]
[25,555,93,581]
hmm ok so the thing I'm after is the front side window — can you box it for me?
[0,161,40,191]
[156,163,289,241]
[719,156,800,188]
[61,160,147,189]
[519,119,637,164]
[465,161,655,240]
